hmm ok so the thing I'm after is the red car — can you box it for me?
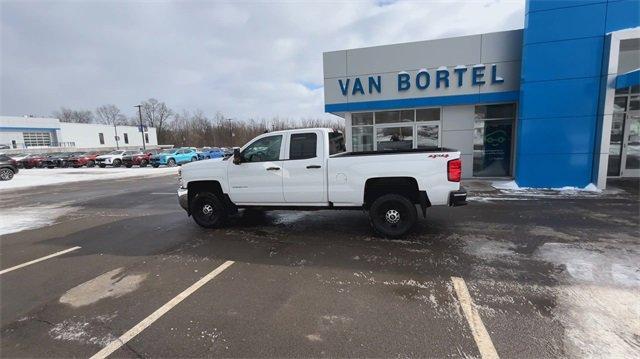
[66,151,108,168]
[20,154,47,169]
[122,149,160,168]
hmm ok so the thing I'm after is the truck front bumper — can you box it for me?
[449,188,467,206]
[177,188,189,212]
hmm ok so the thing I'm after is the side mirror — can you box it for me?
[233,148,242,165]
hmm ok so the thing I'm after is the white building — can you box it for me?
[0,116,158,151]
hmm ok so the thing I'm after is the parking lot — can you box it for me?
[1,171,638,358]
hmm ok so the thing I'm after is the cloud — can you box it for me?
[0,0,524,121]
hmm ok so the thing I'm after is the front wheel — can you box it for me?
[112,159,122,167]
[190,192,227,228]
[152,164,159,168]
[369,194,417,238]
[140,160,148,167]
[98,164,106,168]
[0,168,14,181]
[87,160,95,168]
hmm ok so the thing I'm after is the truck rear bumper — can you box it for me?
[449,188,467,206]
[177,188,189,212]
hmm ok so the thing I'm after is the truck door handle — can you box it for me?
[266,167,280,171]
[306,165,321,169]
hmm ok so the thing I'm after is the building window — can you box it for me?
[473,104,516,177]
[123,133,129,144]
[99,133,105,145]
[350,107,441,152]
[22,132,52,147]
[289,133,317,159]
[145,133,149,143]
[609,87,640,176]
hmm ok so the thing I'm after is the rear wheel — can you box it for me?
[369,194,417,238]
[191,156,197,162]
[140,159,148,167]
[0,168,14,181]
[125,164,133,168]
[190,192,227,228]
[152,164,159,168]
[98,164,106,168]
[167,158,177,167]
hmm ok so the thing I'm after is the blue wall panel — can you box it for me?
[517,116,596,155]
[516,153,593,187]
[521,37,604,81]
[528,0,604,13]
[524,3,607,44]
[519,77,601,119]
[605,0,640,32]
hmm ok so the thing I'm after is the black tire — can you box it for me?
[0,168,14,181]
[36,162,44,168]
[98,164,106,168]
[191,156,197,162]
[190,192,227,228]
[47,166,55,169]
[125,164,133,168]
[87,160,95,168]
[152,164,159,168]
[369,194,417,238]
[112,159,122,167]
[167,158,177,167]
[140,160,148,167]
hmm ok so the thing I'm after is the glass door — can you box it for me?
[621,104,639,177]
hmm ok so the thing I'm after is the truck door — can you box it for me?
[282,131,326,203]
[227,134,285,203]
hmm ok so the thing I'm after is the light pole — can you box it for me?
[135,104,146,150]
[226,118,233,147]
[113,122,119,150]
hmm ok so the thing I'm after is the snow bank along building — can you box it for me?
[0,116,158,151]
[323,0,639,188]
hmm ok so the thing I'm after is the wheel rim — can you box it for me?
[375,200,409,231]
[195,199,218,224]
[0,169,12,180]
[168,160,176,167]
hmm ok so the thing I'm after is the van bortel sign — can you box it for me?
[338,64,504,96]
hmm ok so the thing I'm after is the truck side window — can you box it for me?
[242,135,282,162]
[289,133,317,160]
[329,132,346,155]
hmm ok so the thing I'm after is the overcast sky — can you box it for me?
[1,0,524,122]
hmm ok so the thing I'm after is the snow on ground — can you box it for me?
[0,167,177,192]
[0,203,80,236]
[492,180,602,193]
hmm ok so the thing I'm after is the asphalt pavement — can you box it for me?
[1,174,638,358]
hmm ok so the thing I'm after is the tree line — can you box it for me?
[52,98,344,147]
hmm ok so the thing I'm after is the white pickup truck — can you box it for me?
[177,128,466,237]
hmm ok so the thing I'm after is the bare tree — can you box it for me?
[95,104,126,126]
[52,107,94,123]
[141,98,173,132]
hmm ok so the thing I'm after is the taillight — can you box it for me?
[447,158,461,182]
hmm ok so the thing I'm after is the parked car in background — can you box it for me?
[20,154,47,169]
[66,151,108,168]
[150,148,198,167]
[0,155,19,180]
[197,147,225,160]
[95,150,136,168]
[42,152,85,168]
[0,144,10,150]
[40,152,66,168]
[122,149,160,167]
[9,153,29,167]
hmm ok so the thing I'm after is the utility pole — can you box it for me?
[135,104,145,150]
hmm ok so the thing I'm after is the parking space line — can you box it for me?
[90,260,235,359]
[451,276,499,359]
[0,246,81,276]
[149,192,175,195]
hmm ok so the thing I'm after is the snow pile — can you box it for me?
[0,203,79,235]
[492,180,602,193]
[0,167,177,191]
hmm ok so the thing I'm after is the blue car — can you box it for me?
[150,148,198,167]
[196,147,225,160]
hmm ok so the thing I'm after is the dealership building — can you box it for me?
[0,116,158,151]
[323,0,639,188]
